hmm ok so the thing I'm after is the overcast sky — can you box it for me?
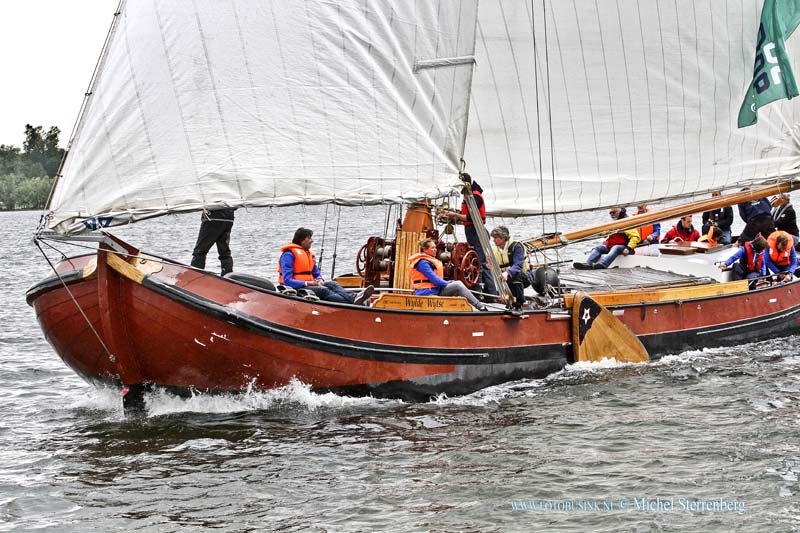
[0,1,114,147]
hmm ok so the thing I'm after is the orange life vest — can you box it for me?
[698,227,719,246]
[637,224,655,241]
[768,230,793,267]
[278,243,316,283]
[408,253,444,290]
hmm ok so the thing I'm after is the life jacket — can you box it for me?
[637,223,655,241]
[460,190,486,226]
[698,227,719,246]
[768,230,793,267]
[494,240,530,273]
[278,243,316,283]
[409,253,444,290]
[743,241,764,273]
[604,232,629,248]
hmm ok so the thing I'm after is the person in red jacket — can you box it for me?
[661,215,700,243]
[574,207,641,269]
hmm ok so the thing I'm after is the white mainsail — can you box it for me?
[46,0,800,234]
[47,0,478,234]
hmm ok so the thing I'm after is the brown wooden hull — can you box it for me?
[27,248,800,400]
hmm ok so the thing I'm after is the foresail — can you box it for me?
[48,0,478,234]
[468,0,800,217]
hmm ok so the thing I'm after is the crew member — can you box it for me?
[634,204,661,245]
[737,194,775,246]
[574,207,641,269]
[409,238,488,311]
[698,226,724,246]
[191,207,236,276]
[661,215,700,243]
[279,227,374,305]
[719,235,767,290]
[491,225,531,313]
[764,230,797,282]
[771,194,799,242]
[441,176,497,298]
[701,192,733,245]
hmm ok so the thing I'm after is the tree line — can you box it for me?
[0,125,64,210]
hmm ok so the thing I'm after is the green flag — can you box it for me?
[738,0,800,127]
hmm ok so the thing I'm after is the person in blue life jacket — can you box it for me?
[408,238,488,311]
[719,235,767,290]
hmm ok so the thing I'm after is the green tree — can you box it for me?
[23,124,64,178]
[15,176,53,209]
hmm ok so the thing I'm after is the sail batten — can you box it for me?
[46,0,800,234]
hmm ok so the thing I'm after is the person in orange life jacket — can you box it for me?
[661,215,700,243]
[698,226,724,246]
[634,204,660,245]
[764,230,797,282]
[279,227,374,305]
[737,194,775,246]
[719,235,767,290]
[701,191,733,245]
[439,176,498,297]
[191,208,236,275]
[573,207,641,270]
[409,238,488,311]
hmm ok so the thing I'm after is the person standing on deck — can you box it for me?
[573,207,641,270]
[771,194,799,243]
[701,192,733,245]
[279,227,374,305]
[191,208,236,276]
[661,215,701,244]
[440,176,498,299]
[409,238,488,311]
[490,225,531,313]
[719,235,767,290]
[764,230,797,282]
[737,195,775,246]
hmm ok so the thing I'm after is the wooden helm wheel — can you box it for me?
[459,249,481,287]
[356,244,369,277]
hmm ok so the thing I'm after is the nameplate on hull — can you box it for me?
[372,294,473,312]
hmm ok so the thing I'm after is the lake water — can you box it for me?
[2,208,799,531]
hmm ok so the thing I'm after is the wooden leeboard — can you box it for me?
[572,292,649,363]
[393,230,425,290]
[372,293,473,312]
[563,279,749,307]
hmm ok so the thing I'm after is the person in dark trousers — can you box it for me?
[701,191,734,245]
[737,195,775,246]
[191,208,236,275]
[408,238,488,311]
[441,176,498,298]
[490,225,531,313]
[279,227,374,305]
[771,194,799,241]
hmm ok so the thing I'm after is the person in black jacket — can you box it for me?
[190,208,236,275]
[771,194,799,240]
[737,194,775,246]
[701,191,733,244]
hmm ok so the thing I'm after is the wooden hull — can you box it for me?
[27,247,800,400]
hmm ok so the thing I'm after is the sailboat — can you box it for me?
[27,1,800,407]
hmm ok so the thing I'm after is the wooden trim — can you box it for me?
[106,252,144,284]
[372,293,473,312]
[563,280,750,307]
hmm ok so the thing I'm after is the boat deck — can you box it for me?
[560,266,717,293]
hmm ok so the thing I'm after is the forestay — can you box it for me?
[47,0,478,234]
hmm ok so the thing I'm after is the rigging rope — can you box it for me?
[319,204,330,270]
[330,205,342,279]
